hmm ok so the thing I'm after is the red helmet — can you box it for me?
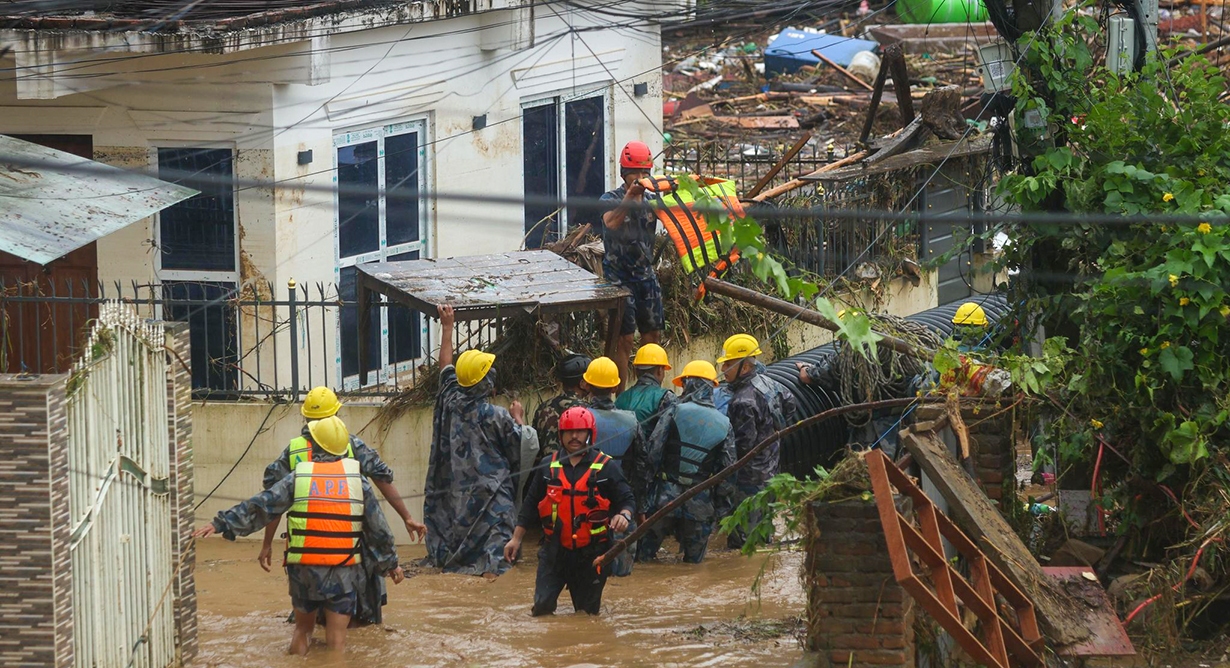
[559,406,596,443]
[619,141,653,170]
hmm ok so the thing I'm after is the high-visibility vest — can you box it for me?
[285,459,364,567]
[639,176,744,275]
[537,452,613,550]
[288,435,355,470]
[664,402,731,486]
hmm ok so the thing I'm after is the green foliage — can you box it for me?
[993,17,1230,473]
[718,467,832,557]
[815,298,883,362]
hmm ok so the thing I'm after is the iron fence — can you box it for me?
[662,138,831,194]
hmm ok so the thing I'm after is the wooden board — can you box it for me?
[712,116,800,129]
[902,429,1095,649]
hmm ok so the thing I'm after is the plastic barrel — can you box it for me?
[896,0,988,24]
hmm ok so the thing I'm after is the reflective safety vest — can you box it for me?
[538,452,613,549]
[639,176,744,275]
[664,403,731,486]
[940,357,995,396]
[285,459,364,567]
[591,408,639,467]
[288,435,355,470]
[615,383,670,426]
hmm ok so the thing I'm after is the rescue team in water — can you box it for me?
[192,143,803,654]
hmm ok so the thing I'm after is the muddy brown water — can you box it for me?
[195,539,807,667]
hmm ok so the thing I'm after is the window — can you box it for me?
[334,123,429,388]
[156,147,239,395]
[522,91,608,248]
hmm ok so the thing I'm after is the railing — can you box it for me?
[662,138,831,194]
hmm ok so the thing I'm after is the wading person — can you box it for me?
[193,415,404,656]
[615,343,677,439]
[258,385,425,626]
[637,361,736,563]
[423,304,538,577]
[583,356,647,576]
[600,140,664,388]
[530,353,591,468]
[504,407,636,616]
[719,333,797,550]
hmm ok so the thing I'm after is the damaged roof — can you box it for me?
[0,134,198,265]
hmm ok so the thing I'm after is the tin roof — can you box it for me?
[0,134,198,265]
[357,250,630,321]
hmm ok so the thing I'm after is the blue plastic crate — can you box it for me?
[764,28,879,76]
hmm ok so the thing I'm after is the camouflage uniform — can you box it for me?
[636,379,736,563]
[263,427,394,624]
[725,365,797,550]
[531,389,585,466]
[209,451,399,616]
[423,365,539,576]
[599,186,664,335]
[586,395,648,577]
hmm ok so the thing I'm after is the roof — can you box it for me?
[1,0,400,30]
[0,134,198,265]
[356,250,630,321]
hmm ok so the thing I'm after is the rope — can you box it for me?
[835,313,942,427]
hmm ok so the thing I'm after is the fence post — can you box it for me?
[287,278,300,402]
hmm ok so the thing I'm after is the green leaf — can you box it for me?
[1158,345,1194,381]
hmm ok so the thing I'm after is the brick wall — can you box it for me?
[805,498,915,667]
[166,323,198,666]
[0,374,73,668]
[913,405,1015,513]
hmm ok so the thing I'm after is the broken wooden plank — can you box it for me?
[864,116,925,165]
[745,132,813,199]
[751,150,868,200]
[680,103,714,120]
[901,428,1095,649]
[811,48,875,91]
[712,116,799,129]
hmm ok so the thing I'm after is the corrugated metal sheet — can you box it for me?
[0,134,197,265]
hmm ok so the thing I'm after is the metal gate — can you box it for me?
[66,302,175,668]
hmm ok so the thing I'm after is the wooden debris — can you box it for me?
[712,116,799,129]
[811,48,875,91]
[920,85,968,140]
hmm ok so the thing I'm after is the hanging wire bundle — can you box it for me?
[835,313,942,427]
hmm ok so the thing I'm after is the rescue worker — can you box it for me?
[636,361,736,563]
[258,385,425,626]
[600,140,664,388]
[504,407,636,616]
[193,415,404,656]
[423,304,539,578]
[531,353,591,467]
[615,343,678,439]
[718,333,798,550]
[951,302,991,352]
[582,356,648,576]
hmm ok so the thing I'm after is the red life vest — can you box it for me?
[537,451,613,549]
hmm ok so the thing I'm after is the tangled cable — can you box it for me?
[835,313,942,427]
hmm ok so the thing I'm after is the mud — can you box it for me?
[195,538,807,667]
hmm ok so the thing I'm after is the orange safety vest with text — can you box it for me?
[537,451,613,549]
[285,459,364,566]
[639,176,744,276]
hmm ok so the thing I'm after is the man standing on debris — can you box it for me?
[530,353,591,468]
[615,343,678,440]
[637,360,736,563]
[423,305,539,577]
[582,356,648,576]
[504,406,636,616]
[718,333,797,550]
[193,415,405,655]
[600,140,664,387]
[257,385,424,626]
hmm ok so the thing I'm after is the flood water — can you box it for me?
[195,538,807,667]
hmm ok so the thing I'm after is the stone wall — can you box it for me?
[166,323,198,665]
[0,374,73,668]
[914,404,1015,512]
[805,498,915,667]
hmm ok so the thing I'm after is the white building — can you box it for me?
[0,0,663,392]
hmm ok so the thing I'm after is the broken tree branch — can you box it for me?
[745,132,813,199]
[750,150,868,201]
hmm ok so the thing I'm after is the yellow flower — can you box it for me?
[1198,222,1212,234]
[1169,274,1179,287]
[1160,341,1171,349]
[1090,419,1104,429]
[1180,297,1191,306]
[1163,192,1175,202]
[1221,305,1230,317]
[1139,348,1149,355]
[1198,169,1207,176]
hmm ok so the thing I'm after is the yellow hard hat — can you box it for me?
[307,416,351,456]
[583,356,621,389]
[456,349,496,387]
[632,343,671,369]
[717,333,762,364]
[301,386,342,419]
[673,360,719,387]
[952,302,989,327]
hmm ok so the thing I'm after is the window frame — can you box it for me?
[521,86,613,244]
[332,119,432,390]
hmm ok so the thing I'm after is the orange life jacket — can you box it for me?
[537,451,612,549]
[940,357,995,396]
[285,459,364,567]
[639,176,744,277]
